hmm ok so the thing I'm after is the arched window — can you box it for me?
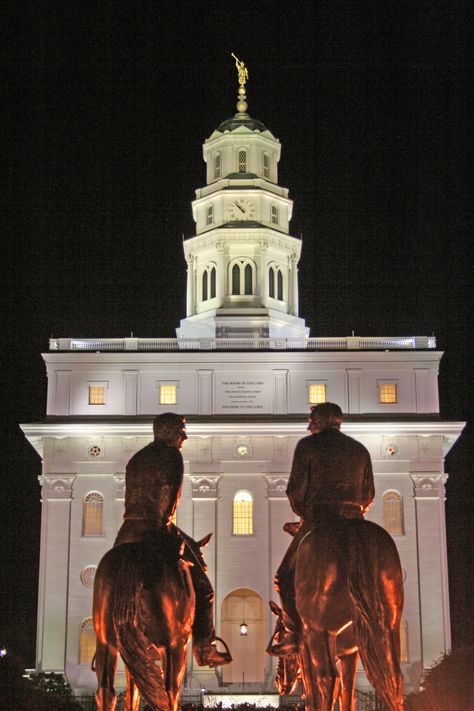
[202,270,208,301]
[210,266,216,299]
[277,269,283,300]
[206,204,214,225]
[269,267,275,298]
[244,264,252,295]
[263,153,270,178]
[233,491,253,535]
[214,153,221,178]
[79,618,96,665]
[400,619,409,662]
[232,263,240,295]
[271,204,279,224]
[238,149,247,173]
[383,491,405,535]
[82,492,104,536]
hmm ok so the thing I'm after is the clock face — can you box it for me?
[227,198,257,221]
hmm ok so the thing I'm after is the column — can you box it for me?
[216,239,226,306]
[289,253,298,315]
[122,370,138,415]
[410,473,451,669]
[273,369,288,414]
[346,369,361,413]
[37,474,76,670]
[197,369,213,415]
[259,240,268,301]
[54,371,71,416]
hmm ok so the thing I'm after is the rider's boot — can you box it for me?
[193,635,232,667]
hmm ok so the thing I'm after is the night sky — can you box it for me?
[2,1,472,665]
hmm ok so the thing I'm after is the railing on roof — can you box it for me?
[49,335,436,351]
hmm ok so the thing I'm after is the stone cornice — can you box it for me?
[39,474,76,499]
[189,475,220,500]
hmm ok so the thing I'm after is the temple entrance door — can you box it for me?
[221,588,266,684]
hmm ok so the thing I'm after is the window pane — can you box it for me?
[214,153,221,178]
[160,384,177,405]
[263,153,270,178]
[210,267,216,298]
[383,491,404,535]
[233,492,253,535]
[271,205,279,224]
[79,618,96,665]
[309,383,326,405]
[269,267,275,298]
[202,271,208,301]
[232,264,240,294]
[206,205,214,225]
[82,493,104,536]
[244,264,252,295]
[277,270,283,300]
[89,385,106,405]
[238,150,247,173]
[380,383,397,403]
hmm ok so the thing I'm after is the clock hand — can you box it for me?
[233,201,246,214]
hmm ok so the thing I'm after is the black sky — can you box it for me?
[2,0,472,665]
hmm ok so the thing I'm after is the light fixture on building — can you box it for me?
[240,595,248,636]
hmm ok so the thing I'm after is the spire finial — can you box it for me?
[231,53,249,116]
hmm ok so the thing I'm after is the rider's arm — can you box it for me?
[286,438,311,517]
[362,450,375,512]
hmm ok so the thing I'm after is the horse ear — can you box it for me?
[269,600,281,617]
[196,532,212,549]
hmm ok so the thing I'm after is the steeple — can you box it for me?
[176,59,309,341]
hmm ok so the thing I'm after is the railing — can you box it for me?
[49,335,436,351]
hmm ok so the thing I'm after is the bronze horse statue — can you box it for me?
[272,518,404,711]
[93,530,198,711]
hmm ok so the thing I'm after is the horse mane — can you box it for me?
[347,520,404,711]
[111,541,172,711]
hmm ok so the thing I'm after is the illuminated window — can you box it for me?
[400,619,408,662]
[263,153,270,178]
[271,204,279,224]
[88,385,106,405]
[214,153,221,178]
[308,383,327,405]
[159,384,177,405]
[207,205,214,225]
[79,618,96,665]
[379,383,398,404]
[277,270,283,300]
[238,149,247,173]
[233,491,253,535]
[269,267,275,297]
[383,491,405,535]
[82,492,104,536]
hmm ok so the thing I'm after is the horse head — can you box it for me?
[268,600,300,696]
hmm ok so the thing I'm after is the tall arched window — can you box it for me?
[400,619,409,662]
[238,149,247,173]
[263,153,270,178]
[269,267,275,298]
[214,153,221,178]
[244,264,252,295]
[82,492,104,536]
[277,270,283,300]
[202,270,208,301]
[79,618,96,665]
[210,266,216,298]
[233,491,253,535]
[206,204,214,225]
[383,491,405,535]
[232,263,240,295]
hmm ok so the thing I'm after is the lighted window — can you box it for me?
[233,491,253,535]
[383,491,405,535]
[238,149,247,173]
[160,384,177,405]
[379,383,397,404]
[82,492,104,536]
[202,270,208,301]
[79,618,96,665]
[207,205,214,225]
[308,383,327,405]
[277,270,283,300]
[269,267,275,298]
[214,153,221,178]
[271,204,279,224]
[263,153,270,178]
[88,385,106,405]
[400,619,408,662]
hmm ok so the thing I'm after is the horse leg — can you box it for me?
[124,666,140,711]
[95,640,118,711]
[338,651,358,711]
[306,631,339,711]
[300,644,322,711]
[166,644,189,711]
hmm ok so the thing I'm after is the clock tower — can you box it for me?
[177,58,309,341]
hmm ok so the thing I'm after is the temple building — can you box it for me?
[22,68,463,700]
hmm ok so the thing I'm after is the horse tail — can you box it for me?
[346,520,404,711]
[111,544,171,711]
